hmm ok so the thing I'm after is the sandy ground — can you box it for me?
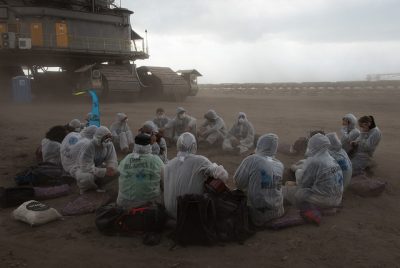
[1,88,400,268]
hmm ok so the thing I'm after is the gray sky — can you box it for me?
[124,0,400,83]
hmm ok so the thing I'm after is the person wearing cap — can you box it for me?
[117,133,165,209]
[234,133,284,226]
[283,133,344,208]
[110,113,134,153]
[198,109,227,146]
[163,132,229,219]
[140,121,168,164]
[164,107,197,143]
[74,126,118,194]
[223,112,255,154]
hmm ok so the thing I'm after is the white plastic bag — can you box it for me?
[13,200,62,226]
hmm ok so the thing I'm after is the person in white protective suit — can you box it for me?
[68,119,83,133]
[117,133,164,209]
[140,121,168,164]
[153,108,170,130]
[234,133,284,227]
[164,107,197,142]
[198,109,227,146]
[74,126,118,194]
[110,113,134,153]
[41,125,68,166]
[163,132,229,219]
[283,133,344,208]
[326,132,352,189]
[223,112,255,154]
[350,115,382,176]
[340,113,360,154]
[60,125,98,175]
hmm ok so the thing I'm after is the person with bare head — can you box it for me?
[223,112,255,154]
[340,113,360,154]
[153,108,170,130]
[41,125,68,166]
[198,109,227,146]
[350,115,382,176]
[110,112,134,153]
[164,107,197,142]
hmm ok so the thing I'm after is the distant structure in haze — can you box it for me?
[366,73,400,81]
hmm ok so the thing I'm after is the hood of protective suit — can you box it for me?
[81,125,98,139]
[305,133,330,157]
[204,109,218,121]
[326,132,342,152]
[93,126,112,146]
[116,113,128,123]
[343,113,357,130]
[176,132,197,161]
[69,119,81,132]
[176,107,186,114]
[142,120,158,133]
[255,133,279,157]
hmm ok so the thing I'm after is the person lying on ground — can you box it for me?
[163,132,228,219]
[234,133,284,227]
[223,112,255,154]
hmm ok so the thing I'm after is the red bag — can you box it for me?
[205,177,229,194]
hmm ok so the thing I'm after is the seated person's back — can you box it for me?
[163,132,228,219]
[117,133,164,209]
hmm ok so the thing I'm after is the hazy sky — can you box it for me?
[124,0,400,83]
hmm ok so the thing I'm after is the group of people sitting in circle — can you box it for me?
[38,107,381,227]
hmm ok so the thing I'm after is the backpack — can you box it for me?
[208,188,254,244]
[95,203,167,235]
[0,187,35,208]
[175,194,218,246]
[15,162,72,186]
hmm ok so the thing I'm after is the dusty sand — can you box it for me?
[0,88,400,268]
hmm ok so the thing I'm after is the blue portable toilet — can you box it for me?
[12,76,32,103]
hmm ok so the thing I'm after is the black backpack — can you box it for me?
[15,162,72,186]
[95,203,167,236]
[208,189,254,244]
[175,194,218,246]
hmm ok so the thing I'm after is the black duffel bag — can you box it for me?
[0,187,35,208]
